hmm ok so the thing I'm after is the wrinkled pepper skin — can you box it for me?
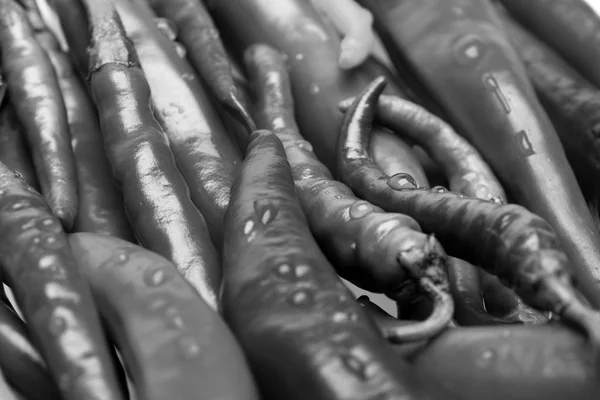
[113,0,242,249]
[0,0,78,230]
[0,102,39,190]
[207,0,414,176]
[359,298,600,400]
[499,0,600,90]
[0,160,126,400]
[222,130,462,400]
[83,0,221,310]
[0,300,61,400]
[69,232,260,400]
[360,0,600,307]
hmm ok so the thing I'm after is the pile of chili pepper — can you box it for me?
[1,0,600,399]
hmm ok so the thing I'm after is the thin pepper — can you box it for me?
[81,0,221,310]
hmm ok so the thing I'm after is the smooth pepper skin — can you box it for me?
[83,0,222,310]
[145,0,255,133]
[359,298,600,400]
[0,0,78,230]
[113,0,242,250]
[0,101,39,191]
[69,232,260,400]
[360,0,600,308]
[0,159,126,400]
[36,31,135,241]
[222,129,461,400]
[497,9,600,195]
[0,300,61,400]
[206,0,415,176]
[498,0,600,89]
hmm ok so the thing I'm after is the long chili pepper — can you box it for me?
[498,0,600,89]
[0,101,38,190]
[0,299,61,400]
[360,0,600,308]
[495,9,600,191]
[207,0,412,175]
[69,232,259,400]
[81,0,222,310]
[340,94,506,203]
[0,0,78,230]
[222,129,462,400]
[338,76,600,349]
[246,43,453,342]
[0,160,126,400]
[144,0,255,134]
[19,2,136,241]
[111,0,242,248]
[359,296,600,400]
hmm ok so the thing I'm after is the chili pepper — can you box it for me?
[246,43,453,342]
[68,232,260,400]
[0,159,126,400]
[0,0,78,230]
[448,257,518,326]
[359,296,600,400]
[0,101,39,190]
[359,0,600,308]
[45,0,89,77]
[479,270,548,325]
[81,0,221,310]
[498,0,600,89]
[495,9,600,198]
[340,94,506,203]
[19,0,135,241]
[222,128,461,400]
[144,0,255,134]
[369,129,429,188]
[0,298,61,400]
[110,0,242,249]
[338,76,600,349]
[207,0,411,176]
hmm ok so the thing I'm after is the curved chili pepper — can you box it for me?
[81,0,221,310]
[359,296,600,400]
[0,299,61,400]
[111,0,242,249]
[360,0,600,308]
[245,43,453,342]
[340,94,506,203]
[222,129,461,400]
[498,0,600,89]
[144,0,255,134]
[207,0,411,176]
[338,76,600,349]
[0,159,126,400]
[69,232,259,400]
[0,102,39,190]
[0,0,78,230]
